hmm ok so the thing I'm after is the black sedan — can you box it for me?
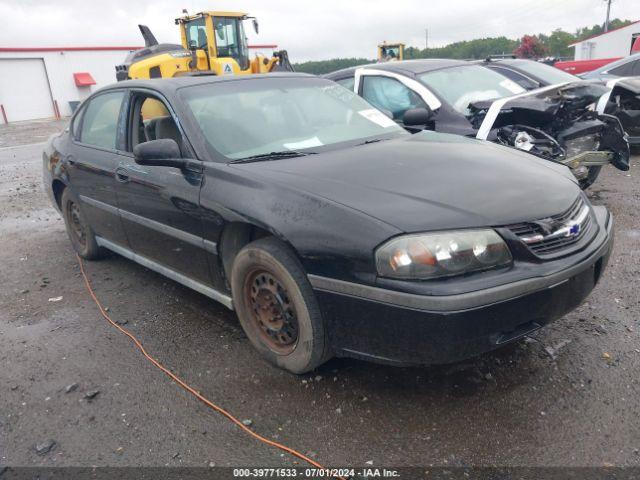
[44,74,613,373]
[480,57,640,148]
[325,60,630,189]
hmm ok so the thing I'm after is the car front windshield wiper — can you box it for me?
[355,137,391,146]
[229,150,316,164]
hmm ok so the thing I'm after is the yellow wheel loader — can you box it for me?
[116,11,294,81]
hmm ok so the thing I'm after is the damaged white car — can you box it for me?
[326,60,630,189]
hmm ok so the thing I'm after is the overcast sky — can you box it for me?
[0,0,637,61]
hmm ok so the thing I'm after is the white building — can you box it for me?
[571,20,640,60]
[0,46,138,123]
[0,44,279,124]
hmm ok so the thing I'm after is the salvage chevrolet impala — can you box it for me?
[44,74,613,373]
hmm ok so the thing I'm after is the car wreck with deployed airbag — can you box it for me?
[479,58,640,150]
[325,60,630,189]
[469,81,630,188]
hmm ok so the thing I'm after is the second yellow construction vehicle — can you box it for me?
[377,42,405,62]
[116,10,293,81]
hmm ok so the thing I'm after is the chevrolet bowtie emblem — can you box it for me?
[521,205,589,245]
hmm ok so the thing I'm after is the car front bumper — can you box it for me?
[310,206,614,366]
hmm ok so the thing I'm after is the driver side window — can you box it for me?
[361,76,427,121]
[129,94,186,156]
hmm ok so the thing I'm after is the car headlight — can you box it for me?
[375,229,512,280]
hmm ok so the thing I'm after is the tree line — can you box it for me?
[294,18,634,74]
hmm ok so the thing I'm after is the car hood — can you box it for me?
[470,81,610,130]
[469,81,630,170]
[233,132,580,233]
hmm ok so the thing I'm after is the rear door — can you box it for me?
[66,90,129,246]
[114,89,212,285]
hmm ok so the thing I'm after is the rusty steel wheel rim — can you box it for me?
[67,201,87,247]
[244,269,299,355]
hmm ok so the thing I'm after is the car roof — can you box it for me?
[327,59,467,78]
[97,72,317,95]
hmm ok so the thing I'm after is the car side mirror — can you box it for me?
[134,139,186,168]
[402,107,433,126]
[252,18,259,34]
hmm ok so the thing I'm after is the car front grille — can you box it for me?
[506,196,595,258]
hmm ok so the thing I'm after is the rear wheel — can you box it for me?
[61,189,104,260]
[231,237,331,374]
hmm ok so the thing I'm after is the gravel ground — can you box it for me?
[1,120,639,469]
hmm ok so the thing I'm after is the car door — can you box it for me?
[114,89,212,285]
[66,90,129,246]
[354,69,441,123]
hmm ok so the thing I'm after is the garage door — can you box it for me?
[0,58,54,122]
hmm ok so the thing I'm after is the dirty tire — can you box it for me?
[579,166,602,190]
[61,188,104,260]
[231,237,331,374]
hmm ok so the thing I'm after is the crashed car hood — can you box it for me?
[235,132,580,233]
[471,81,610,133]
[613,77,640,95]
[470,81,630,171]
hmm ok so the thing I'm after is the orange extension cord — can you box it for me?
[77,255,346,479]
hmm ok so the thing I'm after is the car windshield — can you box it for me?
[509,60,578,84]
[418,65,525,115]
[179,78,408,160]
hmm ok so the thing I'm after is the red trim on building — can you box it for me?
[569,20,640,46]
[74,72,96,86]
[248,44,278,49]
[0,46,141,52]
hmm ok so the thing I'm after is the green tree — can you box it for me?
[291,18,636,75]
[575,18,634,41]
[543,29,576,57]
[294,58,372,75]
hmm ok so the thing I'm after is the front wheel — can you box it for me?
[231,237,331,374]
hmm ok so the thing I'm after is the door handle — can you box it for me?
[115,166,130,183]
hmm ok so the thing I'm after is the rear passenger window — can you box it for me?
[609,61,636,77]
[80,91,125,150]
[490,67,539,90]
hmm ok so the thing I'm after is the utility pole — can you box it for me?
[425,28,429,49]
[604,0,612,32]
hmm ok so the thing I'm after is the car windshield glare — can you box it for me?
[180,78,408,160]
[419,65,525,115]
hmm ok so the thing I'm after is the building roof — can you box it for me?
[569,20,640,47]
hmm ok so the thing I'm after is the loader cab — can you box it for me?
[179,11,252,73]
[377,42,405,62]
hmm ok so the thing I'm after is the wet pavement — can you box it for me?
[1,121,639,468]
